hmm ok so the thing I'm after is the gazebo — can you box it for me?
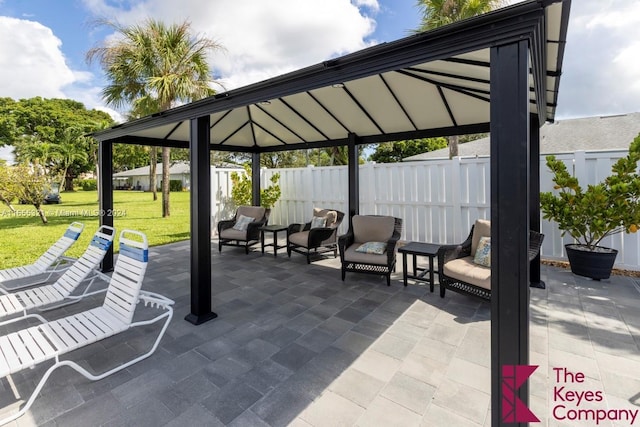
[93,1,571,424]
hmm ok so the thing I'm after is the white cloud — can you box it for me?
[0,16,123,122]
[555,0,640,118]
[0,17,75,99]
[82,0,378,90]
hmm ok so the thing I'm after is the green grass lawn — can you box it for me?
[0,190,191,269]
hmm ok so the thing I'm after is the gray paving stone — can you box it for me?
[271,343,318,372]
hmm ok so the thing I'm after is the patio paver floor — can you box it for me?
[1,239,639,426]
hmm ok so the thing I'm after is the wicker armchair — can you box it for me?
[217,206,269,254]
[338,215,403,286]
[287,208,345,264]
[438,219,544,300]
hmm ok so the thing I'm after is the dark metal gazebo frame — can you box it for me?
[93,1,571,424]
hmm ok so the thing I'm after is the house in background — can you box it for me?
[112,161,192,191]
[402,112,640,161]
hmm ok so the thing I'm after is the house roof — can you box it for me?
[93,0,570,153]
[402,112,640,161]
[113,162,190,177]
[113,161,241,177]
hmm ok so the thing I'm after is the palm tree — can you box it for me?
[87,19,224,217]
[415,0,504,157]
[52,127,89,191]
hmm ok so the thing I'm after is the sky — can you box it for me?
[0,0,639,162]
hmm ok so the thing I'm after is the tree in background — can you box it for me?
[51,127,89,191]
[13,164,51,224]
[87,19,225,217]
[414,0,505,157]
[0,97,113,182]
[370,138,448,163]
[0,161,18,212]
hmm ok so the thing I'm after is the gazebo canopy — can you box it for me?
[93,0,569,151]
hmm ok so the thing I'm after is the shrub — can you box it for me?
[169,180,183,192]
[230,165,281,209]
[80,179,97,191]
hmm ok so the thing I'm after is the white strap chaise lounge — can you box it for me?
[0,229,174,426]
[0,222,85,292]
[0,225,116,326]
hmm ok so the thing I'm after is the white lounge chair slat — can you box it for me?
[0,336,20,373]
[28,326,57,357]
[61,317,94,342]
[7,333,33,367]
[72,311,105,336]
[42,323,77,349]
[0,294,21,316]
[17,329,45,361]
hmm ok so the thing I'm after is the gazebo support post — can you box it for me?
[252,152,261,207]
[529,113,545,289]
[490,39,532,427]
[347,133,359,226]
[98,140,114,272]
[185,115,217,325]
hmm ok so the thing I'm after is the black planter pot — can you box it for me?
[565,244,618,280]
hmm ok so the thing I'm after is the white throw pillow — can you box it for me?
[310,216,327,229]
[232,214,255,231]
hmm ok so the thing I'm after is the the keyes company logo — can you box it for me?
[502,365,540,423]
[502,365,639,425]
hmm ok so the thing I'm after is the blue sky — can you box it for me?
[0,0,639,162]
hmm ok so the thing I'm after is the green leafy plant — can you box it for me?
[540,133,640,251]
[169,180,183,192]
[230,165,281,209]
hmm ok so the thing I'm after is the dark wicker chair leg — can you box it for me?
[333,247,337,258]
[386,274,391,287]
[218,241,222,252]
[341,268,346,281]
[306,253,311,264]
[440,285,446,298]
[245,244,249,254]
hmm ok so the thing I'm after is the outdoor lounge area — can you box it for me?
[1,239,638,426]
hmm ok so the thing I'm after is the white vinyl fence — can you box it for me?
[210,149,640,271]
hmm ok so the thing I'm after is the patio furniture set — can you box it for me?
[217,208,544,297]
[0,224,174,425]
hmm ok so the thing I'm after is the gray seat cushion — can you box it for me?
[289,231,310,247]
[343,245,388,265]
[443,256,491,290]
[220,228,248,240]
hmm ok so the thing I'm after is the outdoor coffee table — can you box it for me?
[259,224,288,257]
[398,242,441,291]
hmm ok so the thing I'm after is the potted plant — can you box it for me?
[540,133,640,280]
